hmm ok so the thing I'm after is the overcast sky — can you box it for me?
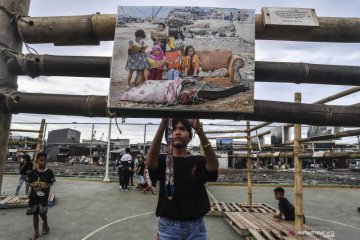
[10,0,360,146]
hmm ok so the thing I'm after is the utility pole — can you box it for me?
[143,124,147,155]
[88,123,95,174]
[104,118,112,182]
[0,0,30,194]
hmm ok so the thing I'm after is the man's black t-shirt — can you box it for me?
[278,197,295,221]
[149,154,218,221]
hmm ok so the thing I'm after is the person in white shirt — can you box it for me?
[120,148,132,191]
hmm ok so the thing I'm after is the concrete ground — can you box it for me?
[1,176,359,240]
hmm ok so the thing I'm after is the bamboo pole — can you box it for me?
[16,14,360,44]
[208,136,247,140]
[34,119,45,166]
[300,128,360,143]
[3,92,360,127]
[294,93,304,232]
[10,129,40,133]
[6,53,360,86]
[228,151,360,159]
[250,86,360,135]
[204,130,247,134]
[246,121,252,205]
[0,0,30,194]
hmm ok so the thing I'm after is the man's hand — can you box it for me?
[188,119,200,130]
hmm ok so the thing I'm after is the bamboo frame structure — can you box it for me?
[294,93,304,231]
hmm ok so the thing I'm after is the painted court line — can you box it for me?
[206,188,360,231]
[306,216,360,230]
[81,212,154,240]
[206,188,218,203]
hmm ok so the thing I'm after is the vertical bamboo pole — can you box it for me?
[0,0,30,194]
[34,119,46,166]
[294,92,304,233]
[246,121,252,205]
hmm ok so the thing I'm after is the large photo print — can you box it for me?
[108,6,255,115]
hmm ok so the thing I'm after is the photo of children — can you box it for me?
[109,6,255,114]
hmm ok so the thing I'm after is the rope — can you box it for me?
[0,5,38,57]
[0,45,43,78]
[0,5,32,25]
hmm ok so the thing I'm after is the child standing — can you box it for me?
[151,23,168,53]
[148,45,165,80]
[15,154,33,196]
[125,29,149,86]
[25,153,55,240]
[182,45,200,77]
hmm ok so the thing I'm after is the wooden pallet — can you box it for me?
[0,194,55,209]
[223,211,332,240]
[208,202,277,216]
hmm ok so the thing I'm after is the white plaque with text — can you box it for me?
[262,7,319,27]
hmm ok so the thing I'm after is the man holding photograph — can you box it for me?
[147,118,218,240]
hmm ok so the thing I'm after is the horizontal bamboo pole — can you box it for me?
[204,130,246,134]
[208,136,247,140]
[250,86,360,134]
[18,14,115,45]
[255,62,360,85]
[10,129,41,133]
[3,92,360,126]
[7,55,360,86]
[299,128,360,143]
[229,151,360,159]
[255,15,360,42]
[255,128,360,146]
[17,14,360,44]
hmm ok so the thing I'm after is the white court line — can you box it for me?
[81,212,154,240]
[306,216,360,230]
[206,188,218,203]
[206,188,360,231]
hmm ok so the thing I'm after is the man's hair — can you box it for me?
[125,147,131,153]
[158,23,166,29]
[165,119,193,141]
[36,152,47,160]
[135,29,146,39]
[274,187,285,194]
